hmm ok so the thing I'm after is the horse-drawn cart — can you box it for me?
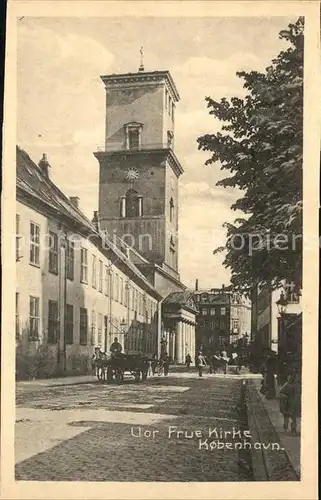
[94,353,149,384]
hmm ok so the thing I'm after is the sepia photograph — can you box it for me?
[1,1,319,499]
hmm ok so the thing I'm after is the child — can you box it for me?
[279,373,301,435]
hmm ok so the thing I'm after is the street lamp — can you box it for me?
[276,292,288,315]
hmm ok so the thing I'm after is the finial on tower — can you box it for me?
[139,46,144,72]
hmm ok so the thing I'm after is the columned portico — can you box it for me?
[176,321,183,363]
[162,291,198,365]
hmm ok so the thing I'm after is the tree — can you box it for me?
[197,18,303,294]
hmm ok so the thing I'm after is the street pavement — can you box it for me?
[15,368,253,482]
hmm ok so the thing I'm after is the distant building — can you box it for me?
[193,283,251,355]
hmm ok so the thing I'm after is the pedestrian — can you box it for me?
[197,352,206,377]
[279,371,301,435]
[147,359,152,376]
[151,354,157,375]
[162,352,170,376]
[185,353,192,369]
[260,351,277,399]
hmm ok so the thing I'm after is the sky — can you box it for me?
[17,15,295,289]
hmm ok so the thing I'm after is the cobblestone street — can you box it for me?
[15,370,253,482]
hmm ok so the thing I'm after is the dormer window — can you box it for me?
[124,122,143,150]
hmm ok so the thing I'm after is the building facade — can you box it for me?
[16,147,161,379]
[252,281,302,355]
[193,285,251,355]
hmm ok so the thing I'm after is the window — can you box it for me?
[92,255,97,288]
[48,300,58,343]
[124,282,128,307]
[210,308,216,316]
[98,313,103,346]
[16,215,21,261]
[30,222,40,266]
[202,308,207,316]
[105,266,110,296]
[104,315,108,348]
[124,123,143,150]
[128,128,139,149]
[170,197,174,222]
[115,274,119,302]
[219,336,226,348]
[98,260,103,292]
[65,304,73,344]
[29,296,40,340]
[167,131,173,148]
[125,189,142,217]
[220,320,225,330]
[91,310,96,345]
[80,307,88,345]
[120,277,124,304]
[165,89,168,109]
[221,307,226,316]
[66,241,74,280]
[15,292,20,340]
[168,95,172,115]
[49,231,58,274]
[80,247,88,283]
[172,102,175,122]
[232,318,239,332]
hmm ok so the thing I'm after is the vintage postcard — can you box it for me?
[1,1,320,499]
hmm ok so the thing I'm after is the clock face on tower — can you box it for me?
[125,168,139,182]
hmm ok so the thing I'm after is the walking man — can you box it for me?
[197,352,206,377]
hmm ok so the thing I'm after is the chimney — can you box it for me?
[38,153,50,177]
[92,210,100,231]
[195,279,199,291]
[69,196,80,209]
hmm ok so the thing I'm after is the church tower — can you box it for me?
[94,64,183,283]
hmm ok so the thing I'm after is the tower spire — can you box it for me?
[139,46,144,72]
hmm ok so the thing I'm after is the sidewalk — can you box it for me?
[17,374,95,388]
[252,377,301,477]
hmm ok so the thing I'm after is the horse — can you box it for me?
[208,354,229,374]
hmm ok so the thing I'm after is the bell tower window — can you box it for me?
[121,189,143,218]
[124,122,143,150]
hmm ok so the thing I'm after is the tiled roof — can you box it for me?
[163,290,198,312]
[16,146,161,299]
